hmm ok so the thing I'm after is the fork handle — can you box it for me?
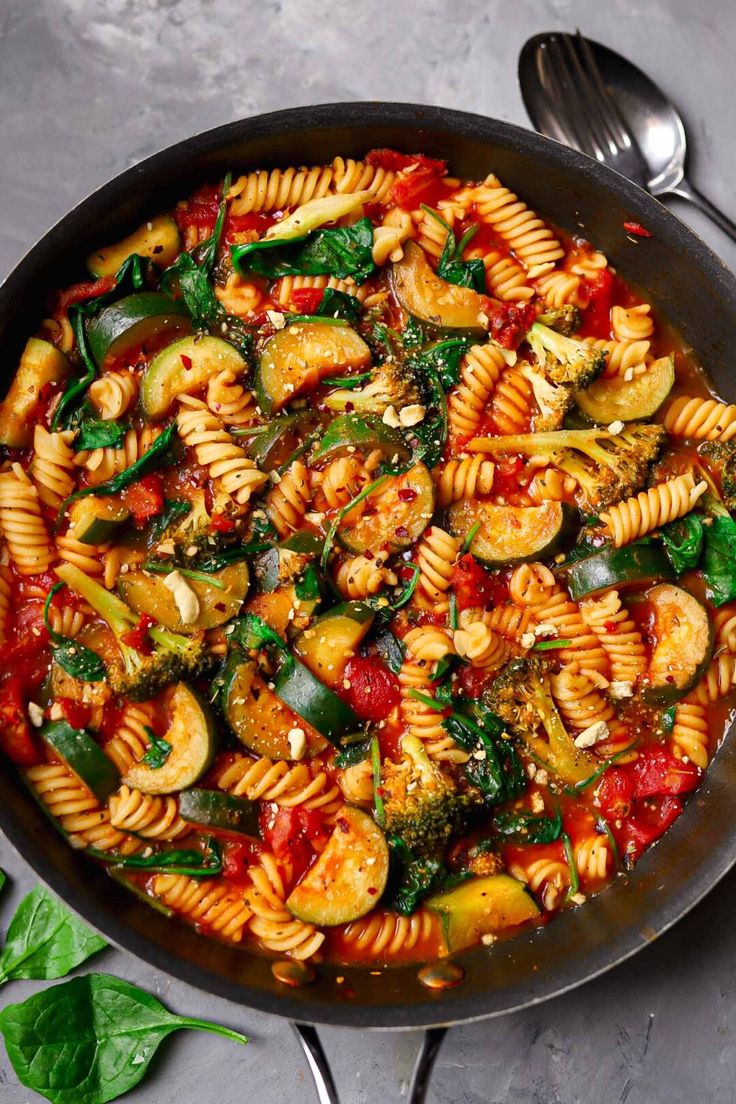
[666,177,736,246]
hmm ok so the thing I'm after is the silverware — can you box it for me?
[519,31,736,246]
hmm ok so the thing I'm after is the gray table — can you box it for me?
[2,2,736,1101]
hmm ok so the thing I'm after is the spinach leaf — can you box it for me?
[371,732,384,826]
[89,838,221,878]
[322,371,373,389]
[401,314,427,350]
[75,417,128,452]
[295,562,321,602]
[43,584,106,682]
[58,420,179,521]
[443,700,525,804]
[427,208,485,292]
[701,514,736,606]
[385,835,445,915]
[493,805,562,844]
[146,496,192,543]
[660,514,704,575]
[194,543,272,573]
[334,736,371,768]
[0,972,248,1104]
[661,705,676,734]
[196,172,231,277]
[160,174,231,329]
[0,869,5,895]
[373,627,406,675]
[413,338,472,391]
[0,885,106,986]
[140,728,172,769]
[232,218,375,283]
[226,612,289,656]
[315,287,363,323]
[405,354,447,468]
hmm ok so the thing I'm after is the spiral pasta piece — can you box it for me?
[671,702,709,768]
[332,156,396,202]
[532,585,609,676]
[570,251,608,279]
[109,785,191,840]
[466,247,534,302]
[229,163,334,213]
[454,621,510,670]
[214,272,264,316]
[508,857,570,909]
[714,604,736,654]
[273,274,369,309]
[0,464,55,575]
[75,426,161,484]
[535,269,584,308]
[334,551,397,599]
[177,396,268,509]
[663,396,736,442]
[611,304,653,342]
[206,368,257,427]
[103,702,155,774]
[47,604,86,639]
[30,426,76,508]
[340,908,439,958]
[315,455,371,511]
[490,366,533,435]
[413,526,459,613]
[245,852,324,960]
[473,176,565,277]
[217,754,342,813]
[435,456,495,506]
[372,207,414,264]
[398,655,468,763]
[508,563,556,607]
[527,466,577,502]
[151,873,252,941]
[579,590,647,684]
[447,344,507,442]
[692,655,736,704]
[600,473,706,547]
[336,759,374,806]
[484,604,537,643]
[265,461,310,537]
[550,668,618,733]
[411,205,452,260]
[0,565,12,644]
[585,337,650,379]
[88,370,138,420]
[26,762,141,853]
[56,534,107,577]
[574,834,612,883]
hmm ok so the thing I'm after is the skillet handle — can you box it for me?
[292,1022,447,1104]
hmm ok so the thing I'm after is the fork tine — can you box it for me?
[574,31,635,153]
[544,35,605,161]
[559,33,619,158]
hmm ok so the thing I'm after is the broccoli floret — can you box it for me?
[483,657,595,787]
[523,322,606,431]
[324,359,420,416]
[536,305,583,336]
[54,562,210,701]
[168,489,238,560]
[381,735,480,856]
[472,423,666,509]
[701,442,736,511]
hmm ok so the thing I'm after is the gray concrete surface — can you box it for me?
[2,1,736,1101]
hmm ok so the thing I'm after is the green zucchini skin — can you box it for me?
[253,532,323,593]
[448,500,577,566]
[246,411,328,472]
[87,292,191,367]
[41,721,120,803]
[273,659,362,745]
[178,788,260,835]
[314,412,411,464]
[567,545,674,601]
[575,355,675,424]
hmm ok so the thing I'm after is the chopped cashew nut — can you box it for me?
[163,571,200,624]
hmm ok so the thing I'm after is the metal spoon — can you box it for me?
[519,31,736,245]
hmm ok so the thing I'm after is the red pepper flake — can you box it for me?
[395,525,409,538]
[665,675,675,684]
[345,401,355,413]
[337,818,350,834]
[623,220,652,238]
[603,620,619,633]
[398,487,418,502]
[367,886,378,896]
[120,613,156,655]
[180,354,193,370]
[210,514,236,533]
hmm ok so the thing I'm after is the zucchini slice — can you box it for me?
[273,659,362,745]
[141,335,248,419]
[87,292,191,368]
[286,807,389,926]
[314,412,411,465]
[86,214,181,278]
[0,338,70,448]
[245,584,320,639]
[68,497,130,545]
[246,410,328,473]
[123,683,216,794]
[119,562,249,634]
[644,584,713,705]
[426,874,541,953]
[567,544,674,601]
[178,788,259,836]
[575,355,675,424]
[293,601,375,689]
[255,323,371,415]
[390,241,487,332]
[221,658,327,759]
[253,532,323,594]
[338,462,435,554]
[41,721,120,803]
[448,500,576,566]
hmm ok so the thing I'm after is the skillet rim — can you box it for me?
[1,100,736,1030]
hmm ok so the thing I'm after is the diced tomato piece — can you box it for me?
[483,299,536,350]
[221,837,262,884]
[623,220,652,238]
[579,268,614,339]
[120,613,156,655]
[391,159,448,210]
[595,767,635,819]
[493,455,527,496]
[455,664,496,699]
[630,745,701,798]
[451,554,501,612]
[366,148,447,174]
[340,655,401,722]
[290,288,324,314]
[260,806,328,882]
[57,277,115,313]
[0,677,41,766]
[617,794,683,861]
[56,697,92,731]
[123,474,165,527]
[210,514,236,533]
[173,183,221,231]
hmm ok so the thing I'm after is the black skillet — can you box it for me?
[1,102,735,1102]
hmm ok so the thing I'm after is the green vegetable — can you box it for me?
[659,514,704,575]
[424,208,485,292]
[701,514,736,606]
[385,834,446,915]
[51,309,97,432]
[146,497,191,543]
[334,737,371,768]
[442,701,525,804]
[90,838,222,878]
[373,627,406,674]
[178,789,259,836]
[566,543,674,600]
[86,216,180,278]
[140,729,172,769]
[0,973,248,1104]
[43,584,106,682]
[86,292,190,368]
[41,721,120,804]
[405,347,448,468]
[232,217,375,283]
[160,173,230,329]
[493,805,562,844]
[390,241,487,331]
[0,885,106,987]
[371,732,384,826]
[75,417,127,452]
[562,831,580,903]
[314,287,363,323]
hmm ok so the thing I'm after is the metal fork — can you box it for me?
[539,32,649,188]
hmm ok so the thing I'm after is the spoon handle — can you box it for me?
[667,178,736,246]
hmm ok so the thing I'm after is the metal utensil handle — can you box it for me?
[292,1022,447,1104]
[667,178,736,246]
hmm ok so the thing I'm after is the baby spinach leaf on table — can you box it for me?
[0,885,106,986]
[701,514,736,605]
[0,972,248,1104]
[75,417,128,452]
[493,805,562,844]
[0,869,5,895]
[140,727,172,769]
[659,514,703,575]
[43,583,106,682]
[232,218,375,283]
